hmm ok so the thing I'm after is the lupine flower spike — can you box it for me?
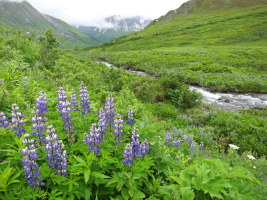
[131,127,141,158]
[122,143,134,167]
[21,134,43,187]
[45,133,68,176]
[31,110,45,145]
[35,92,48,118]
[127,109,134,126]
[114,114,124,144]
[57,86,67,111]
[0,112,9,128]
[79,82,90,115]
[11,104,26,137]
[140,140,149,158]
[70,90,79,111]
[104,93,114,132]
[60,101,75,143]
[83,123,102,155]
[98,107,106,137]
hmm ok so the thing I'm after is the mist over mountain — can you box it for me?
[78,15,151,43]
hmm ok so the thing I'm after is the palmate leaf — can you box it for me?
[0,167,21,192]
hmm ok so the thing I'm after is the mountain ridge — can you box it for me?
[0,0,98,48]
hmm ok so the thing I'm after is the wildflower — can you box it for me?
[70,90,79,111]
[104,93,114,131]
[98,107,106,136]
[122,143,134,167]
[114,114,124,144]
[131,127,141,157]
[60,102,75,142]
[21,134,43,187]
[229,144,239,150]
[83,123,102,155]
[79,82,90,115]
[45,134,68,176]
[198,142,204,152]
[46,125,55,135]
[127,109,134,126]
[0,112,9,128]
[35,92,48,117]
[139,140,149,158]
[57,86,67,111]
[11,104,26,137]
[31,110,45,145]
[247,155,256,160]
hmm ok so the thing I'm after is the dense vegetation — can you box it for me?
[0,0,267,199]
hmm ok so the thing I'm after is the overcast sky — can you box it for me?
[15,0,188,27]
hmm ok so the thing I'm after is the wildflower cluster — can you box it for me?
[114,114,124,144]
[123,127,149,167]
[31,110,45,145]
[70,90,79,111]
[104,93,115,132]
[0,112,9,128]
[11,104,26,137]
[57,86,75,142]
[127,109,134,126]
[83,123,102,155]
[79,82,90,115]
[21,134,43,187]
[165,128,205,156]
[98,107,106,135]
[35,92,48,117]
[45,133,68,176]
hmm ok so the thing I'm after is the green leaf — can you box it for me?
[133,190,146,199]
[84,169,91,183]
[121,188,130,200]
[84,187,92,200]
[91,172,110,179]
[180,187,194,200]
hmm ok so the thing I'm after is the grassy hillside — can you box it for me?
[0,0,98,49]
[81,0,267,93]
[100,1,267,50]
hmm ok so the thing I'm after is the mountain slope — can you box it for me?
[78,15,151,43]
[98,0,267,51]
[0,0,98,48]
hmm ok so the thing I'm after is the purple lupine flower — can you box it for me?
[98,107,106,136]
[139,140,149,158]
[127,109,134,126]
[83,123,102,155]
[46,125,55,135]
[114,114,124,144]
[0,112,9,128]
[165,129,177,146]
[172,139,182,149]
[198,142,204,153]
[79,82,90,115]
[11,104,26,137]
[35,92,48,117]
[60,102,75,142]
[45,134,68,176]
[21,134,43,187]
[70,90,79,111]
[131,127,141,158]
[122,143,134,167]
[57,86,67,111]
[104,93,114,132]
[31,110,45,145]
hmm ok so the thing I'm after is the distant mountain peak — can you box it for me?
[78,15,152,43]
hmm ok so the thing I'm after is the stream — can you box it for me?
[101,61,267,111]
